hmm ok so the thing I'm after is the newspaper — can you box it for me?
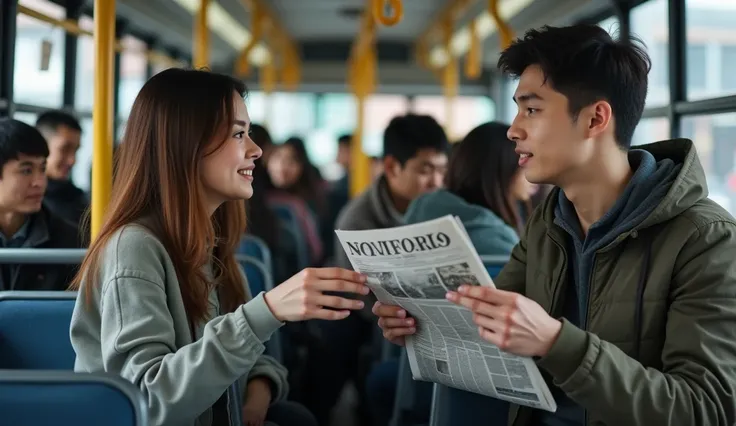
[335,215,557,412]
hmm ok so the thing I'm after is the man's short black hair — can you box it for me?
[338,134,352,146]
[497,24,651,149]
[36,109,82,134]
[0,118,49,174]
[383,114,448,165]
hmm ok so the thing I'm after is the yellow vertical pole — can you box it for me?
[350,96,371,197]
[194,0,209,68]
[91,0,116,240]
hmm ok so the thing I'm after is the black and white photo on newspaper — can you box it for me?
[335,215,557,412]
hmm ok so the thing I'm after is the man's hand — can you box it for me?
[242,378,272,426]
[373,301,416,346]
[446,285,562,357]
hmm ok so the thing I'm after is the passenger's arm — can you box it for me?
[537,221,736,425]
[99,275,282,426]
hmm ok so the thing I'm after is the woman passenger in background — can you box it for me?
[266,137,326,265]
[405,121,537,250]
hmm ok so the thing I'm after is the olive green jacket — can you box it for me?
[496,139,736,426]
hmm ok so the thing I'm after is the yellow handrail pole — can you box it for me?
[442,18,458,139]
[488,0,514,49]
[347,0,377,198]
[350,95,370,198]
[194,0,209,68]
[464,19,481,79]
[91,0,116,240]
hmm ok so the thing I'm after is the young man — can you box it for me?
[376,24,736,426]
[303,113,449,426]
[0,118,82,291]
[35,110,88,227]
[333,114,449,269]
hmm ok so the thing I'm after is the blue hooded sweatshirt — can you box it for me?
[536,149,681,426]
[404,189,520,256]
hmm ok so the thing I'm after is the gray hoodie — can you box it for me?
[69,221,289,426]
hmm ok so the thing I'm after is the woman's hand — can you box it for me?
[242,378,271,426]
[264,268,369,322]
[373,301,416,346]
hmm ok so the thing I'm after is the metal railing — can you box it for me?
[0,248,86,264]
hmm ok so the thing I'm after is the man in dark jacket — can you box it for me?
[376,24,736,426]
[0,118,82,291]
[35,110,88,228]
[303,114,449,426]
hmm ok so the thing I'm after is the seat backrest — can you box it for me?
[235,257,283,362]
[270,203,310,270]
[237,255,274,296]
[479,255,508,280]
[0,291,77,370]
[237,235,273,272]
[0,369,148,426]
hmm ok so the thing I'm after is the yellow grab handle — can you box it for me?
[373,0,403,26]
[464,19,481,79]
[488,0,514,49]
[236,7,264,76]
[260,60,277,93]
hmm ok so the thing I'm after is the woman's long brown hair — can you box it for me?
[70,68,248,328]
[445,121,530,234]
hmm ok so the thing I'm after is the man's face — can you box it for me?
[507,65,595,187]
[43,125,81,180]
[385,148,447,203]
[0,154,48,214]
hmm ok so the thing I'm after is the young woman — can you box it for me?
[404,121,538,253]
[68,68,369,426]
[267,137,325,216]
[365,121,537,426]
[266,138,326,266]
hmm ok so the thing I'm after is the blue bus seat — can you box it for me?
[270,203,310,271]
[0,291,77,370]
[0,369,148,426]
[237,255,274,296]
[236,257,283,363]
[237,235,273,272]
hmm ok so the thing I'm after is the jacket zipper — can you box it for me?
[580,234,628,426]
[582,255,595,426]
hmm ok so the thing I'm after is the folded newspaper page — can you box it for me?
[335,215,557,412]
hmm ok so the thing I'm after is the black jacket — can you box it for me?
[0,207,83,291]
[43,178,89,228]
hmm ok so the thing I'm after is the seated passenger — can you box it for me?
[375,24,736,426]
[322,133,353,263]
[365,121,538,426]
[267,137,325,265]
[68,68,370,426]
[301,113,449,426]
[0,118,81,291]
[244,124,280,255]
[405,121,537,254]
[35,110,88,227]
